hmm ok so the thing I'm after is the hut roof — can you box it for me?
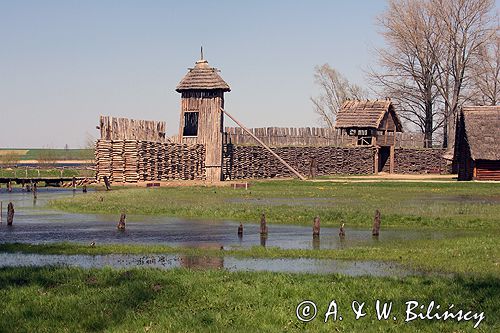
[176,59,230,92]
[462,105,500,161]
[335,99,403,131]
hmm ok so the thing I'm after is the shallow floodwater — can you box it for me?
[0,252,416,277]
[0,188,472,250]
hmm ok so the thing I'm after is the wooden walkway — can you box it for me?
[0,177,91,187]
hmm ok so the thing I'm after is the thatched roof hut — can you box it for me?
[456,105,500,181]
[334,99,404,174]
[335,99,403,131]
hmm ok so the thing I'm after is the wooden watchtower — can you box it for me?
[335,99,403,173]
[176,52,231,181]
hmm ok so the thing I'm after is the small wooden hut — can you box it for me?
[455,106,500,181]
[176,54,230,181]
[335,99,403,173]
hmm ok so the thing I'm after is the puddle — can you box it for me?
[0,189,473,250]
[412,194,500,204]
[0,253,416,277]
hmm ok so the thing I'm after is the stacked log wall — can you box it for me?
[95,140,205,182]
[222,145,376,179]
[393,148,449,174]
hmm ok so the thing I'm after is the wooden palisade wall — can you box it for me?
[99,116,167,142]
[225,127,425,148]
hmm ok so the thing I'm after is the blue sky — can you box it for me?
[0,0,388,148]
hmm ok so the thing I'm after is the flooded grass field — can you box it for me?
[0,187,476,251]
[49,180,500,229]
[0,182,498,332]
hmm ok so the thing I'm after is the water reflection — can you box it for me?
[312,235,320,250]
[260,235,267,247]
[180,255,224,269]
[0,252,420,277]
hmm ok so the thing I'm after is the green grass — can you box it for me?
[0,266,497,332]
[50,180,500,229]
[4,180,499,331]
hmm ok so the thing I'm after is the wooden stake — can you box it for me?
[220,108,306,180]
[103,176,111,191]
[237,223,243,237]
[260,213,268,235]
[7,202,14,226]
[339,223,345,238]
[372,210,381,236]
[313,216,320,236]
[117,213,126,230]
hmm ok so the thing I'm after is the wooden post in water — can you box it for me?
[33,183,37,200]
[260,213,268,235]
[82,185,87,193]
[372,210,381,236]
[313,216,320,236]
[117,213,126,230]
[7,202,14,226]
[237,223,243,238]
[339,223,346,238]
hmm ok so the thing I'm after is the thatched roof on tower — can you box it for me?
[461,105,500,161]
[176,58,230,92]
[335,99,403,130]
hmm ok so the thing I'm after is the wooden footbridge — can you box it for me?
[0,177,92,187]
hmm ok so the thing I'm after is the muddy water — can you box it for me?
[0,188,471,250]
[0,252,417,277]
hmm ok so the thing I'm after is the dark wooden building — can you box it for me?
[176,55,230,181]
[335,99,403,173]
[455,106,500,181]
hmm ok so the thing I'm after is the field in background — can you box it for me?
[0,148,94,162]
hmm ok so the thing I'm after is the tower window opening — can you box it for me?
[183,112,199,136]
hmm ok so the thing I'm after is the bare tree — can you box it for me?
[468,27,500,105]
[371,0,497,147]
[370,0,441,147]
[311,64,367,127]
[429,0,496,147]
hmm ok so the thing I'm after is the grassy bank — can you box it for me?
[49,180,500,229]
[0,266,497,332]
[1,233,498,276]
